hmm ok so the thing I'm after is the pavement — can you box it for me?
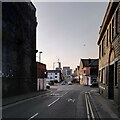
[89,88,120,119]
[2,86,57,107]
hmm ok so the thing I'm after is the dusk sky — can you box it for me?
[32,1,108,70]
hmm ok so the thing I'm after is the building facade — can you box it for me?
[47,70,62,83]
[37,62,46,79]
[79,59,98,85]
[73,66,80,82]
[2,2,37,97]
[97,1,120,112]
[62,67,72,82]
[37,62,47,91]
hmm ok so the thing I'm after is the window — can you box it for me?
[102,37,105,57]
[106,66,109,85]
[103,68,106,84]
[101,68,105,84]
[112,18,114,40]
[50,77,52,79]
[116,9,118,34]
[99,71,101,82]
[55,76,57,78]
[55,73,57,75]
[101,70,103,83]
[109,24,111,43]
[106,30,108,46]
[99,45,101,59]
[115,62,118,86]
[102,40,104,57]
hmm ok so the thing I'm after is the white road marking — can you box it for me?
[28,113,39,120]
[48,98,60,107]
[85,93,90,120]
[50,91,68,98]
[50,93,60,96]
[63,91,68,96]
[67,98,75,102]
[87,94,95,119]
[85,92,95,119]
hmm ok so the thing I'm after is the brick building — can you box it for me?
[79,59,98,85]
[37,62,46,79]
[97,1,120,112]
[2,2,37,97]
[37,62,47,91]
[73,66,80,80]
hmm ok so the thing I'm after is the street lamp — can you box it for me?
[39,51,43,63]
[53,62,55,70]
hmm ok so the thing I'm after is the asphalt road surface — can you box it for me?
[3,84,94,119]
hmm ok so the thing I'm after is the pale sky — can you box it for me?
[32,1,108,70]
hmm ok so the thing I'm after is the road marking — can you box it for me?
[50,93,60,96]
[85,92,95,120]
[50,91,68,98]
[60,91,69,97]
[28,113,39,120]
[63,91,68,96]
[85,93,90,120]
[67,98,75,102]
[48,98,60,107]
[87,93,95,119]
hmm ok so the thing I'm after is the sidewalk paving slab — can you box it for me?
[2,89,53,106]
[89,88,120,119]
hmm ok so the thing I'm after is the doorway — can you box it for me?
[108,64,114,99]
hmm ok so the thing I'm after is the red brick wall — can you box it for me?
[37,62,46,78]
[85,67,90,75]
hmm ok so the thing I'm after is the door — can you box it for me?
[108,64,114,99]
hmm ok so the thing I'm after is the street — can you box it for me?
[1,2,120,120]
[3,84,93,119]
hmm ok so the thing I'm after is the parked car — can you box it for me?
[90,82,98,87]
[46,83,50,89]
[61,81,66,85]
[68,81,72,85]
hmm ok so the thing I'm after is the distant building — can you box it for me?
[47,70,62,83]
[56,62,62,70]
[74,66,80,77]
[37,62,47,91]
[62,67,72,81]
[79,59,98,85]
[2,2,37,97]
[73,66,80,83]
[97,1,120,112]
[53,61,62,71]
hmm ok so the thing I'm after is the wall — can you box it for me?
[37,62,46,78]
[98,2,120,112]
[2,2,37,97]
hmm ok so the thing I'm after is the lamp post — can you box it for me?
[39,51,43,63]
[53,62,55,70]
